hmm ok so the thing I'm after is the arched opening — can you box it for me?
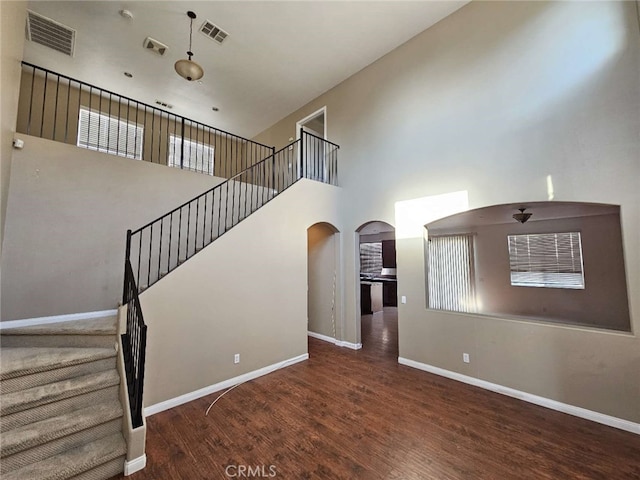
[356,220,398,356]
[307,222,341,344]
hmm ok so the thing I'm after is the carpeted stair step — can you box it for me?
[1,433,126,480]
[1,402,123,471]
[1,370,120,416]
[1,385,119,432]
[2,356,116,395]
[0,347,116,382]
[0,317,118,348]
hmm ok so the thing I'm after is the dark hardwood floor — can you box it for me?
[114,307,640,479]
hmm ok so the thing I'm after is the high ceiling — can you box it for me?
[24,1,468,139]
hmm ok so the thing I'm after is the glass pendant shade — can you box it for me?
[174,58,204,81]
[175,11,204,82]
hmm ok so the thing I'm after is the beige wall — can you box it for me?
[1,135,225,320]
[307,222,338,338]
[1,1,27,248]
[255,1,640,422]
[140,180,341,407]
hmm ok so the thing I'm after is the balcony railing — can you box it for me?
[17,62,274,178]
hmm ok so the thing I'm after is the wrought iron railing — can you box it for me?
[121,259,147,429]
[126,130,339,293]
[18,62,274,178]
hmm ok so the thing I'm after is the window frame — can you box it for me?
[77,107,144,160]
[168,134,215,176]
[507,231,585,290]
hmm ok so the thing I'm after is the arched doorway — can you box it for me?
[356,221,398,356]
[307,222,341,344]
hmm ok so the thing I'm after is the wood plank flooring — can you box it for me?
[114,308,640,479]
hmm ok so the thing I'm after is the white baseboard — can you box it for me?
[308,331,362,350]
[124,454,147,476]
[144,353,309,417]
[0,309,118,330]
[336,340,362,350]
[398,356,640,435]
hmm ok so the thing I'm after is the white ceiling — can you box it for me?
[23,1,468,139]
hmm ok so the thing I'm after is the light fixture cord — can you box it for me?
[188,16,194,59]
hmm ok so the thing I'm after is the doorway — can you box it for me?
[296,107,327,182]
[356,221,398,357]
[307,222,341,344]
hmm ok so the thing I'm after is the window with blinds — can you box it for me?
[77,108,143,160]
[508,232,585,289]
[427,234,476,313]
[168,134,215,175]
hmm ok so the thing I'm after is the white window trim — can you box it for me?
[168,134,215,176]
[77,107,144,160]
[507,232,585,290]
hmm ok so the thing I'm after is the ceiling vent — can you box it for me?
[26,10,76,56]
[155,100,174,109]
[143,37,169,56]
[199,20,228,45]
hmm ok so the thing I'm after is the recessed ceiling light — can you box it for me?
[120,9,133,20]
[211,106,219,112]
[197,80,203,85]
[124,72,133,78]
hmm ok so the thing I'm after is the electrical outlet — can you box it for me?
[401,296,407,304]
[463,353,470,363]
[234,353,240,364]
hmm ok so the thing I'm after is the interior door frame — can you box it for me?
[296,106,327,140]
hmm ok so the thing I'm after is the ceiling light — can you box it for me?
[211,106,219,112]
[174,11,204,82]
[513,208,532,224]
[124,72,133,78]
[119,9,133,20]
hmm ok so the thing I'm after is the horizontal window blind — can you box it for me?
[427,234,476,313]
[508,232,585,289]
[77,108,143,160]
[360,242,383,275]
[168,134,215,175]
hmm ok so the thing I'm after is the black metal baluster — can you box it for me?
[180,118,185,169]
[168,212,173,272]
[158,218,164,280]
[137,232,142,288]
[147,224,153,287]
[178,208,183,262]
[52,74,60,140]
[186,202,192,256]
[27,65,35,135]
[40,71,48,137]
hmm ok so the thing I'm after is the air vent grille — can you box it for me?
[143,37,169,56]
[200,21,228,44]
[26,10,76,56]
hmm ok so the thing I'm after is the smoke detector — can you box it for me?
[199,20,229,44]
[26,10,76,57]
[143,37,169,56]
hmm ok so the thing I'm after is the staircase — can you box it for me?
[0,317,127,480]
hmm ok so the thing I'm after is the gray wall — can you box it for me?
[2,135,224,320]
[254,1,640,422]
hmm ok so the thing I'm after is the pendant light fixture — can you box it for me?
[513,208,532,224]
[174,11,204,81]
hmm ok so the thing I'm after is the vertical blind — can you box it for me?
[168,134,215,175]
[427,234,476,313]
[508,232,585,289]
[77,107,143,160]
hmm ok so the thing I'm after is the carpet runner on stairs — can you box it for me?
[1,316,127,480]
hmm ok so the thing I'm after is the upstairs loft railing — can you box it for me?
[17,62,274,178]
[125,129,339,293]
[121,131,338,428]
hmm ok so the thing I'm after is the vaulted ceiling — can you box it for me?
[24,1,468,138]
